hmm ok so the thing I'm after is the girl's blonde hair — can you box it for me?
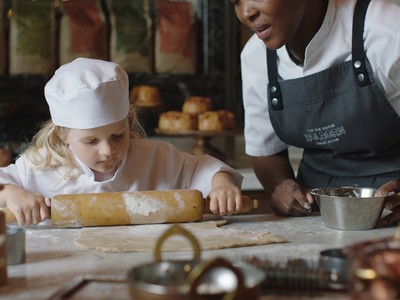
[24,104,146,179]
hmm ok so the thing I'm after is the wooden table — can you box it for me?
[0,213,395,299]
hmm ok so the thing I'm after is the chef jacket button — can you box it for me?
[354,60,362,69]
[270,86,277,93]
[357,73,365,82]
[271,98,279,106]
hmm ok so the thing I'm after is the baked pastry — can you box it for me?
[158,111,197,132]
[182,96,212,115]
[198,110,236,131]
[130,85,162,108]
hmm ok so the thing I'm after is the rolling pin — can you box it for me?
[1,189,258,227]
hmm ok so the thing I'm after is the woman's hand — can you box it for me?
[207,171,242,216]
[375,180,400,227]
[269,179,313,216]
[1,184,50,225]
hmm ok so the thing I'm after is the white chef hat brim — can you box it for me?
[44,58,130,129]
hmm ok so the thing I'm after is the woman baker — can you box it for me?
[231,0,400,226]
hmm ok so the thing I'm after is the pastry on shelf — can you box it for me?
[130,85,162,108]
[198,110,236,131]
[158,111,197,132]
[182,96,212,115]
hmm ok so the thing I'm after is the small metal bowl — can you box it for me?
[319,248,349,290]
[309,187,386,231]
[6,225,25,265]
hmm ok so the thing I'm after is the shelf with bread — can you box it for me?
[0,1,243,153]
[154,96,243,162]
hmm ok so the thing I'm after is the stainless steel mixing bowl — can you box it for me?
[309,187,386,231]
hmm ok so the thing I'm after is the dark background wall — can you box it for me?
[0,0,246,158]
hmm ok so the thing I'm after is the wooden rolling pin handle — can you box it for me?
[204,196,258,215]
[0,207,17,224]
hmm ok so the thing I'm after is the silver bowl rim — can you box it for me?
[308,186,385,200]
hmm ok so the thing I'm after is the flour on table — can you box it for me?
[74,220,286,253]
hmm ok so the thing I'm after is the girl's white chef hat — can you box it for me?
[44,58,129,129]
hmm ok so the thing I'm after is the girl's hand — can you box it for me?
[1,184,50,225]
[207,171,242,216]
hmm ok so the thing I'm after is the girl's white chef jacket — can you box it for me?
[0,139,243,198]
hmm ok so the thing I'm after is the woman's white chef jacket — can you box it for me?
[241,0,400,157]
[0,139,243,198]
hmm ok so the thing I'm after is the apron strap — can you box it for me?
[266,49,283,110]
[352,0,371,87]
[266,0,372,108]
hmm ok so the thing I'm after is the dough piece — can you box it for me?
[158,111,197,131]
[74,220,286,253]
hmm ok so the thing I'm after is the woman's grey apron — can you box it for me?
[267,0,400,189]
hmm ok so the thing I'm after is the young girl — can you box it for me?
[0,58,243,225]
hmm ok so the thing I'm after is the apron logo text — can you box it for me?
[304,124,346,145]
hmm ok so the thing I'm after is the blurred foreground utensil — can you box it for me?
[242,256,349,296]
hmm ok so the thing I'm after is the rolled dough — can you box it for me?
[74,220,286,253]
